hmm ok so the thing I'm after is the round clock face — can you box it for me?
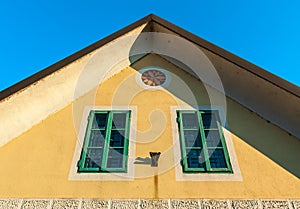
[141,69,166,86]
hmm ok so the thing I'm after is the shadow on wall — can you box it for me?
[134,157,151,165]
[127,23,300,179]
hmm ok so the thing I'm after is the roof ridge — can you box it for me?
[0,15,152,101]
[149,15,300,98]
[1,14,299,102]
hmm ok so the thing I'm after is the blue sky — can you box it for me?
[0,0,299,91]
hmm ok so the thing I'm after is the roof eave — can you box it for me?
[149,14,300,98]
[0,14,154,101]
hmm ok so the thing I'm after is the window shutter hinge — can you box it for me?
[77,160,82,168]
[88,111,94,121]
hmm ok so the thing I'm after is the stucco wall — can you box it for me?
[0,54,299,198]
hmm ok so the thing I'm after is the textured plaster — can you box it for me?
[0,23,147,148]
[0,55,299,198]
[0,199,299,209]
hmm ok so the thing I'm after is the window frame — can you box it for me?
[77,110,131,173]
[177,109,232,173]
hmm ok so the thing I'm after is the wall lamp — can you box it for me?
[149,152,161,167]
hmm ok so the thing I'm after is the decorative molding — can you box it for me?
[261,200,289,209]
[111,199,139,209]
[21,200,51,209]
[231,199,259,209]
[0,199,299,209]
[202,199,229,209]
[135,66,171,90]
[292,200,300,209]
[170,199,199,209]
[81,199,109,209]
[140,199,169,209]
[0,199,21,209]
[52,199,80,209]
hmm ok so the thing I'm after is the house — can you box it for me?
[0,14,299,209]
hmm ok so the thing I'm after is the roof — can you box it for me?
[1,14,299,100]
[0,14,299,139]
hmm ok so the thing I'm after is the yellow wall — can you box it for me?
[0,54,299,198]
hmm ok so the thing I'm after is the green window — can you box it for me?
[177,110,232,173]
[77,110,131,173]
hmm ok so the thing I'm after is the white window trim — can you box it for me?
[68,106,137,181]
[170,106,242,181]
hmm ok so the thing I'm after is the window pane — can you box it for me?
[208,149,227,169]
[182,113,198,129]
[112,113,127,129]
[106,148,124,169]
[93,113,108,129]
[79,110,131,172]
[186,149,205,168]
[201,112,217,129]
[205,130,222,147]
[89,130,106,147]
[110,130,125,147]
[184,130,201,147]
[84,148,102,168]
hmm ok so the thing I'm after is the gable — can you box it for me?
[0,54,299,198]
[149,19,300,139]
[0,14,300,203]
[1,15,299,144]
[0,22,149,147]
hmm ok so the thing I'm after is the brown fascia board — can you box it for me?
[0,14,154,101]
[149,14,300,98]
[1,14,299,102]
